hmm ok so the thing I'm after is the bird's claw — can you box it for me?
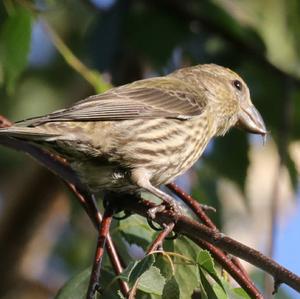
[147,205,166,219]
[147,199,181,219]
[200,204,216,213]
[113,210,132,220]
[146,217,163,231]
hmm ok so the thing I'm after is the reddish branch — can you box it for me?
[1,115,300,297]
[167,183,257,294]
[87,208,114,299]
[147,223,175,254]
[167,183,216,228]
[67,185,129,296]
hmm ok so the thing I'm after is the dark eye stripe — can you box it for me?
[233,80,242,91]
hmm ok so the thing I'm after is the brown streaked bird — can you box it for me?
[0,64,266,213]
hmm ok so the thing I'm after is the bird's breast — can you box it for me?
[110,113,213,186]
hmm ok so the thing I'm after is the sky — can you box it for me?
[275,190,300,298]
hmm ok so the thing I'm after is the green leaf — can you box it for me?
[162,276,180,299]
[197,250,225,291]
[153,254,173,280]
[199,268,226,299]
[118,261,136,282]
[198,282,209,299]
[138,266,165,295]
[55,267,120,299]
[172,237,199,299]
[117,290,125,299]
[212,283,229,299]
[129,254,155,285]
[232,288,251,299]
[55,268,90,299]
[0,5,32,93]
[118,214,155,247]
[220,278,251,299]
[119,255,155,286]
[197,250,216,274]
[174,236,199,260]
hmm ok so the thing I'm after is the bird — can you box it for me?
[0,64,266,214]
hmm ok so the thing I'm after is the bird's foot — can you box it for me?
[147,204,166,219]
[147,199,181,219]
[146,218,178,242]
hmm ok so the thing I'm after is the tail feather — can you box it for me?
[0,126,60,141]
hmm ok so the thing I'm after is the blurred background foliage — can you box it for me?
[0,0,299,298]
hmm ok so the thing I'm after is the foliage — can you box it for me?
[0,4,32,93]
[56,237,250,299]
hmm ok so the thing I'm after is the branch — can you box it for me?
[67,185,129,296]
[147,223,175,254]
[87,207,114,299]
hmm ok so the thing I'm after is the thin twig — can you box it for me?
[87,207,114,299]
[167,183,216,229]
[41,21,111,94]
[68,185,129,296]
[147,223,175,254]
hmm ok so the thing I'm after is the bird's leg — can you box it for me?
[86,206,114,299]
[145,187,177,219]
[131,168,181,219]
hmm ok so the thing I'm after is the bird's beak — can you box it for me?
[236,105,267,136]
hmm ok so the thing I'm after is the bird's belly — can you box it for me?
[113,117,211,186]
[71,160,138,193]
[149,136,208,186]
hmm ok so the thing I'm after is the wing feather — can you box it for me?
[19,77,206,126]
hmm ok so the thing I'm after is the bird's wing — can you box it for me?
[19,77,206,126]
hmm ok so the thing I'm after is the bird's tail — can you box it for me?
[0,126,59,141]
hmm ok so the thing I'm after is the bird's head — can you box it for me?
[181,64,267,137]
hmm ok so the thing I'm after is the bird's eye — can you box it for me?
[233,80,242,91]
